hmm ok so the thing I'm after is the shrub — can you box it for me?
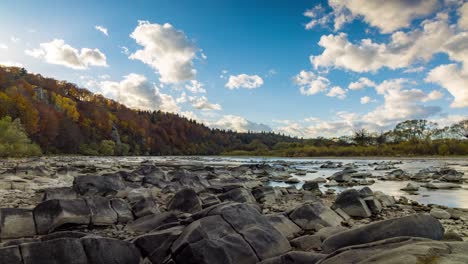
[0,116,41,157]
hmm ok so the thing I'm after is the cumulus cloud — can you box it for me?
[308,0,439,33]
[185,80,206,93]
[0,61,24,67]
[25,39,107,69]
[348,77,376,90]
[311,14,454,73]
[294,70,330,95]
[360,96,373,104]
[95,25,109,36]
[225,74,264,89]
[211,115,272,133]
[129,21,198,84]
[459,2,468,30]
[426,64,468,108]
[326,86,347,99]
[188,96,222,111]
[99,73,179,113]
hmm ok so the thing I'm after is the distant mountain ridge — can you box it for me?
[0,66,298,155]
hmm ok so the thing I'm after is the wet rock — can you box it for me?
[310,177,327,183]
[21,238,88,264]
[0,246,22,264]
[289,202,343,231]
[401,182,419,192]
[33,199,91,234]
[218,187,256,204]
[424,181,461,189]
[266,214,302,239]
[321,214,444,253]
[0,208,36,238]
[430,208,451,219]
[332,189,371,218]
[132,197,160,218]
[168,188,202,214]
[290,234,322,251]
[302,181,322,196]
[81,237,141,264]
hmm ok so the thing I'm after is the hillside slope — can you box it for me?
[0,66,297,155]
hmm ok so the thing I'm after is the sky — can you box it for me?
[0,0,467,138]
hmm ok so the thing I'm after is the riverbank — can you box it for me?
[0,156,467,263]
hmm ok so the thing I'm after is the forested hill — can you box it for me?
[0,66,298,155]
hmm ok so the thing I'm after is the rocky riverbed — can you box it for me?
[0,156,467,263]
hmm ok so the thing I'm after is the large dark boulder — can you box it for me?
[110,198,134,224]
[321,214,444,253]
[84,196,118,225]
[73,174,126,196]
[42,187,77,201]
[302,181,322,196]
[81,237,141,264]
[252,186,278,203]
[132,196,160,218]
[0,246,22,264]
[125,212,179,232]
[133,226,184,263]
[20,238,88,264]
[332,189,371,218]
[0,208,36,238]
[33,199,91,234]
[258,251,326,264]
[217,188,256,204]
[168,188,202,214]
[266,214,302,239]
[289,202,343,231]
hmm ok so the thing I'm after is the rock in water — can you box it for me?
[321,214,444,253]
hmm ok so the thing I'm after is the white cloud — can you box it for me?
[211,115,271,133]
[0,44,7,50]
[10,36,20,43]
[294,70,330,95]
[422,90,444,102]
[320,0,439,33]
[95,25,109,36]
[426,64,468,108]
[304,5,332,30]
[348,77,376,90]
[360,96,373,104]
[326,86,347,99]
[129,21,198,84]
[25,39,107,69]
[459,2,468,30]
[403,66,426,73]
[185,80,206,93]
[99,73,180,113]
[120,46,130,55]
[311,14,453,73]
[0,61,24,67]
[225,74,264,89]
[188,96,221,111]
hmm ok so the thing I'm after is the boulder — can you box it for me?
[21,238,88,264]
[125,212,179,233]
[424,182,461,189]
[110,198,134,224]
[33,199,91,234]
[321,214,444,253]
[132,197,160,218]
[85,196,118,225]
[42,187,77,201]
[363,197,382,214]
[400,183,419,192]
[73,174,126,196]
[81,237,141,264]
[430,208,451,219]
[252,186,278,203]
[332,189,371,218]
[374,191,396,207]
[266,214,302,239]
[133,226,184,263]
[258,251,326,264]
[358,187,373,198]
[290,235,322,251]
[0,246,22,264]
[218,188,256,204]
[302,181,322,196]
[315,226,349,241]
[289,202,343,231]
[0,208,36,238]
[168,188,202,214]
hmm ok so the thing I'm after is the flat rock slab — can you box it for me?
[289,202,343,231]
[0,208,36,238]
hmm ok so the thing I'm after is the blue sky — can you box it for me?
[0,0,467,137]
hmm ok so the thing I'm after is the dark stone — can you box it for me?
[302,181,322,196]
[133,226,184,263]
[21,238,88,264]
[0,246,22,264]
[332,189,371,218]
[168,188,202,214]
[132,197,160,218]
[40,231,88,241]
[33,199,91,235]
[289,202,343,231]
[258,251,326,264]
[217,188,256,204]
[363,197,382,214]
[321,214,445,253]
[42,187,77,201]
[0,208,36,238]
[81,237,141,264]
[73,174,126,196]
[358,187,373,198]
[290,235,322,251]
[126,212,179,232]
[85,196,118,225]
[111,198,134,224]
[266,214,301,239]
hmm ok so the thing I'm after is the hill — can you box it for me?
[0,66,298,155]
